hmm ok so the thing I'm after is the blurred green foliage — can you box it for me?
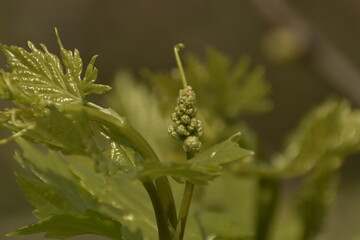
[106,48,360,239]
[1,35,360,240]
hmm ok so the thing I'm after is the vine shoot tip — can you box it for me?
[175,43,186,51]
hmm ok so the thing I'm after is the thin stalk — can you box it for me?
[173,44,198,239]
[0,125,34,144]
[298,167,339,240]
[178,152,195,240]
[254,177,280,240]
[178,181,195,240]
[143,181,172,240]
[174,43,188,88]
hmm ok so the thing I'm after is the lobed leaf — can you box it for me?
[0,29,110,107]
[142,48,273,118]
[15,138,101,213]
[13,139,129,239]
[190,132,254,167]
[274,99,360,177]
[83,55,111,95]
[68,157,158,239]
[107,71,180,162]
[127,133,254,185]
[0,42,83,105]
[185,172,257,239]
[106,140,137,169]
[15,173,78,219]
[23,105,94,155]
[238,99,360,178]
[8,209,122,240]
[134,161,220,185]
[139,48,271,152]
[0,70,11,99]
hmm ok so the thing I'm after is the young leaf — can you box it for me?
[15,138,101,213]
[140,49,271,152]
[0,71,11,99]
[107,71,180,161]
[83,55,111,95]
[236,98,360,178]
[185,172,257,239]
[190,132,254,167]
[15,173,79,219]
[275,98,360,177]
[8,209,122,240]
[0,42,83,105]
[126,133,254,185]
[22,105,94,155]
[55,31,111,96]
[0,30,110,106]
[106,140,137,169]
[133,161,220,185]
[142,48,273,118]
[68,156,159,239]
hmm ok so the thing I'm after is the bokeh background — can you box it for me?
[0,0,359,239]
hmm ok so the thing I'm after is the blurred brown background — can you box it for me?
[0,0,359,239]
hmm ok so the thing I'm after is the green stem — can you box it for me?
[298,167,339,240]
[63,104,178,237]
[143,181,172,240]
[174,43,188,88]
[0,125,33,144]
[177,152,195,240]
[254,177,280,240]
[178,181,195,240]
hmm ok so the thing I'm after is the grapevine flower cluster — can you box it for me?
[168,85,203,153]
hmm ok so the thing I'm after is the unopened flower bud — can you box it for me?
[168,86,203,153]
[183,136,202,153]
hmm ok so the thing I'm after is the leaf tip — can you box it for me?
[6,231,17,237]
[229,132,242,142]
[54,27,64,49]
[0,43,5,52]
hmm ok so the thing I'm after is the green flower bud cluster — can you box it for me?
[168,86,203,153]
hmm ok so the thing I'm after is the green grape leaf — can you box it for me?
[184,172,257,239]
[8,209,122,240]
[140,48,271,151]
[83,55,111,95]
[0,30,110,106]
[190,132,254,166]
[105,140,137,169]
[15,138,101,213]
[0,41,82,104]
[15,173,78,219]
[239,99,360,178]
[21,105,94,155]
[127,133,254,184]
[55,29,111,97]
[134,161,220,185]
[68,156,158,239]
[0,70,11,99]
[275,98,360,177]
[188,48,273,118]
[142,48,273,119]
[14,139,128,237]
[282,99,360,239]
[107,71,180,161]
